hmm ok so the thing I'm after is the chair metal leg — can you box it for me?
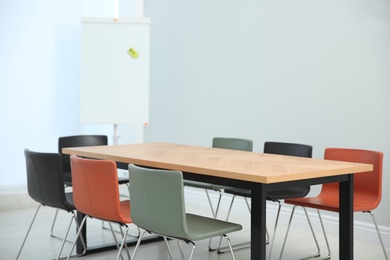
[205,189,222,218]
[317,210,331,259]
[187,241,196,260]
[223,234,238,260]
[51,209,59,237]
[178,240,187,259]
[280,206,324,260]
[216,195,236,252]
[66,215,89,260]
[279,205,295,259]
[56,211,75,259]
[72,212,87,257]
[103,220,141,238]
[217,195,269,254]
[55,210,86,259]
[268,200,281,259]
[50,209,75,244]
[105,223,131,260]
[116,225,130,260]
[207,189,224,251]
[365,211,389,260]
[16,204,42,260]
[119,225,132,260]
[18,205,85,260]
[131,230,147,259]
[164,237,175,260]
[108,223,124,260]
[217,196,251,253]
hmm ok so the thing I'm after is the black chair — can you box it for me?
[58,135,129,186]
[56,135,134,236]
[218,141,313,257]
[16,149,85,260]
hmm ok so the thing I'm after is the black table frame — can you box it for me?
[183,171,354,260]
[76,163,354,260]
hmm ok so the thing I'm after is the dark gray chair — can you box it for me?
[16,149,85,260]
[218,141,313,257]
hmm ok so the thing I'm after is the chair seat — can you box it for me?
[185,213,242,241]
[118,176,129,184]
[118,200,132,223]
[93,200,132,224]
[224,187,250,197]
[224,186,310,201]
[267,187,310,200]
[285,192,380,212]
[63,171,72,186]
[184,180,228,191]
[64,192,76,211]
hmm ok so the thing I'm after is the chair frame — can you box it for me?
[129,164,242,260]
[17,150,86,260]
[185,137,253,251]
[67,155,133,260]
[217,141,312,256]
[279,148,388,260]
[55,135,137,239]
[184,137,253,225]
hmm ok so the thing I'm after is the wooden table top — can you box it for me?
[63,142,373,184]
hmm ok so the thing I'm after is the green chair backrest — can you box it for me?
[128,164,189,239]
[212,137,253,151]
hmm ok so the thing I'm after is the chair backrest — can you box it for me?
[58,135,108,183]
[264,142,313,198]
[70,155,125,223]
[264,141,313,158]
[128,164,189,239]
[24,149,73,210]
[212,137,253,151]
[323,148,383,211]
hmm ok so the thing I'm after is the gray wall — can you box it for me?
[144,0,390,227]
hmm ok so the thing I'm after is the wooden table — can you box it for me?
[63,142,373,260]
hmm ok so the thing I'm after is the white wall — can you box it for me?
[0,1,81,187]
[0,0,142,189]
[144,0,390,230]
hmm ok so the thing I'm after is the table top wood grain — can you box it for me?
[63,142,372,184]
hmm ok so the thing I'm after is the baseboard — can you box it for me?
[184,187,390,246]
[0,185,38,211]
[2,184,389,246]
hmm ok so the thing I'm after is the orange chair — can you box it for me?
[280,148,388,260]
[66,155,133,260]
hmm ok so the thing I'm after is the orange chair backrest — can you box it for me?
[70,155,125,223]
[322,148,383,210]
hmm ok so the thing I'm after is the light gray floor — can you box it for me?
[1,198,388,260]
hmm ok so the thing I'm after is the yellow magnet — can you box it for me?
[128,48,139,59]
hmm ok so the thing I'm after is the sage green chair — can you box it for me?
[128,164,243,260]
[184,137,253,220]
